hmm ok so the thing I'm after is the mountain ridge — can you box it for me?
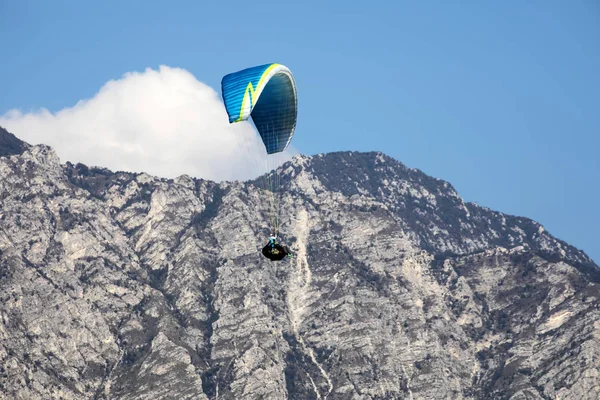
[1,128,598,399]
[1,125,594,270]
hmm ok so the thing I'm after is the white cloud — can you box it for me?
[0,66,296,181]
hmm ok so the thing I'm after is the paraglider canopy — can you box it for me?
[221,63,297,154]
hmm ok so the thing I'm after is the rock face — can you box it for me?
[0,126,29,157]
[0,131,598,400]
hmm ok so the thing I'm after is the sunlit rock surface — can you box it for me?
[1,128,598,399]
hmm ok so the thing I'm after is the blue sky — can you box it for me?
[1,1,598,262]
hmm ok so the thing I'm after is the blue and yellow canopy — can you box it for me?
[221,63,297,154]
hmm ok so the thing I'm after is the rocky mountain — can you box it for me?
[0,127,598,400]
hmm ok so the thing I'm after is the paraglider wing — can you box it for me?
[221,63,297,154]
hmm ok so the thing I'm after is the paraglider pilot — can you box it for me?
[262,236,292,261]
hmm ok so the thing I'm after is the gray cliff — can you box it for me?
[0,128,598,399]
